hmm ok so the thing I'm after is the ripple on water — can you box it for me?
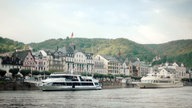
[0,87,192,108]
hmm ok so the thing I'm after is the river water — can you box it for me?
[0,87,192,108]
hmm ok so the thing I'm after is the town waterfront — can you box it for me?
[0,87,192,108]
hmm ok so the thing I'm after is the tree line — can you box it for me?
[0,68,51,80]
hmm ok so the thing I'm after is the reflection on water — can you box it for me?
[0,87,192,108]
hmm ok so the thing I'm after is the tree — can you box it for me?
[0,69,6,77]
[20,69,31,77]
[107,74,114,81]
[93,73,106,80]
[44,71,51,75]
[81,72,91,76]
[9,68,19,78]
[32,70,40,75]
[40,71,51,78]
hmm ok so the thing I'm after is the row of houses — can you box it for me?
[0,45,188,78]
[156,62,187,79]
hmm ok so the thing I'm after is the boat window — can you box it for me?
[52,82,66,86]
[79,76,84,81]
[159,81,170,83]
[85,79,92,81]
[65,76,73,81]
[49,76,66,78]
[81,82,94,86]
[95,83,99,85]
[79,76,92,82]
[74,83,80,86]
[50,75,78,81]
[72,76,79,81]
[66,82,72,86]
[146,80,153,83]
[65,82,81,86]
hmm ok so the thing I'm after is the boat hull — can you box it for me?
[39,85,102,91]
[136,82,183,88]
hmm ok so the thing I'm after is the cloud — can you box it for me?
[127,0,192,44]
[150,9,192,42]
[0,0,191,44]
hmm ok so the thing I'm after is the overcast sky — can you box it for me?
[0,0,191,44]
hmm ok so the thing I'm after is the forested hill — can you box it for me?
[29,38,155,62]
[0,37,24,53]
[0,36,191,67]
[29,38,192,67]
[145,40,192,56]
[145,39,192,67]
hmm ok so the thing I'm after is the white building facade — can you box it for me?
[158,62,187,78]
[94,55,107,74]
[94,55,120,75]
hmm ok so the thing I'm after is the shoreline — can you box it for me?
[0,81,127,91]
[1,81,191,91]
[0,81,39,91]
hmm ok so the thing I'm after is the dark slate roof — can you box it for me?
[2,50,32,65]
[58,47,67,54]
[66,46,74,54]
[53,50,66,57]
[12,50,31,62]
[45,50,54,56]
[85,53,93,59]
[49,46,75,58]
[2,56,21,65]
[129,57,138,63]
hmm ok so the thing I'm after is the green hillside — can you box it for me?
[0,36,191,67]
[146,40,192,56]
[0,36,24,53]
[29,38,192,67]
[29,38,155,62]
[146,40,192,67]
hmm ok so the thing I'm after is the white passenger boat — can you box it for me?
[39,73,102,91]
[135,72,183,88]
